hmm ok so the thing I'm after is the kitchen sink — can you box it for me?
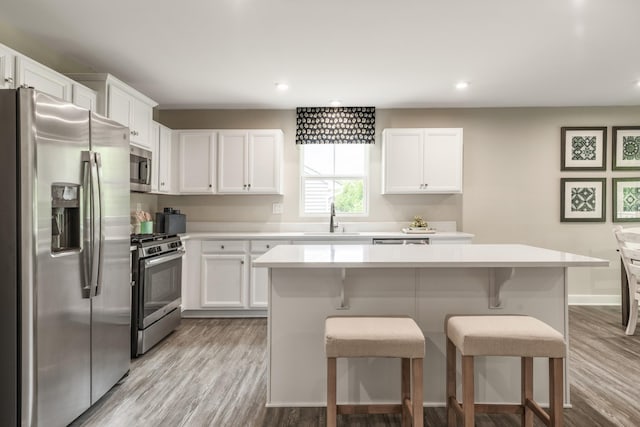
[302,232,361,236]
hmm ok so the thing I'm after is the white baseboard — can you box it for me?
[568,294,621,306]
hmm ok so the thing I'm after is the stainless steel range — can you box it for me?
[131,233,184,357]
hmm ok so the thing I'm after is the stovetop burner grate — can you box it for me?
[130,233,177,244]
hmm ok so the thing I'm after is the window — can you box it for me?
[300,144,368,215]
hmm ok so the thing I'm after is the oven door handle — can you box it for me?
[144,250,185,267]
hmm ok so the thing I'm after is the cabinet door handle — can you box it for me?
[221,245,225,249]
[209,184,212,188]
[247,183,251,189]
[4,77,13,83]
[241,260,244,265]
[424,183,428,187]
[243,184,247,189]
[266,244,270,249]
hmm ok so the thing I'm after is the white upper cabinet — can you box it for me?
[178,130,216,194]
[217,131,248,193]
[151,122,175,194]
[67,73,158,149]
[382,128,463,194]
[15,56,72,101]
[71,84,97,111]
[106,82,153,149]
[0,43,96,109]
[0,44,15,89]
[217,129,283,194]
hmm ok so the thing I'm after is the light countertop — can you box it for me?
[181,231,473,240]
[252,244,609,268]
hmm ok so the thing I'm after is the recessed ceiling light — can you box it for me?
[455,81,469,90]
[330,100,342,107]
[275,82,289,91]
[636,80,640,88]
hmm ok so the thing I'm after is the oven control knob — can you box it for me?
[148,246,160,254]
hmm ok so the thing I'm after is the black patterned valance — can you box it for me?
[295,107,375,144]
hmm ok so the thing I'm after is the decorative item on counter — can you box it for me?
[409,216,428,230]
[132,208,153,234]
[402,216,436,234]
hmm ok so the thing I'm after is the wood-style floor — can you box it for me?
[71,306,640,427]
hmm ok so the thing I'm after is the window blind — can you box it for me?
[295,107,375,144]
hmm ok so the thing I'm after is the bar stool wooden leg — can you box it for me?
[401,358,410,427]
[522,357,534,427]
[549,358,564,427]
[446,338,457,427]
[327,357,337,427]
[412,357,424,427]
[461,355,474,427]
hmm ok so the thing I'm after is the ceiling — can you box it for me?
[2,0,640,110]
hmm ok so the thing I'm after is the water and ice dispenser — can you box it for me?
[51,184,80,253]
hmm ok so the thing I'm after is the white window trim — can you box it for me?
[298,145,370,218]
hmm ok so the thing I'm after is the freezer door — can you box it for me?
[29,90,92,426]
[89,112,131,403]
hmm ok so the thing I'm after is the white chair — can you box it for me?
[613,226,640,335]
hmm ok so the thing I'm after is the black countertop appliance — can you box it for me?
[155,208,186,234]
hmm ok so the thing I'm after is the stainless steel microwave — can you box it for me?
[130,146,152,192]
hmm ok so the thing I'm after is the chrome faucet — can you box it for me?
[329,202,338,233]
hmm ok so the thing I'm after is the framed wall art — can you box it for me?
[612,126,640,170]
[612,177,640,222]
[560,126,607,171]
[560,178,606,222]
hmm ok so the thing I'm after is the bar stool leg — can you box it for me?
[446,338,456,427]
[461,355,474,427]
[521,357,534,427]
[412,357,424,427]
[327,357,337,427]
[401,358,410,426]
[549,358,564,427]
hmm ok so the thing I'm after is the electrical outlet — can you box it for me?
[272,203,283,214]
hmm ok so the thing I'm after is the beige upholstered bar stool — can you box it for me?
[325,316,425,427]
[445,315,566,427]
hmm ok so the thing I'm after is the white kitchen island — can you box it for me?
[253,244,608,408]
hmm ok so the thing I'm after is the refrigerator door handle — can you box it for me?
[94,152,105,296]
[81,151,94,298]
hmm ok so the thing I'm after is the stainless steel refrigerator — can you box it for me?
[0,88,131,426]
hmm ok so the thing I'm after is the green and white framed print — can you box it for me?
[561,127,607,171]
[560,178,606,222]
[613,177,640,222]
[612,126,640,170]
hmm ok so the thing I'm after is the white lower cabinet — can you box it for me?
[249,240,290,308]
[250,255,268,308]
[200,240,248,308]
[183,238,292,316]
[201,253,248,308]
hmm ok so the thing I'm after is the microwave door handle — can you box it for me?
[81,151,94,298]
[145,158,151,185]
[94,152,105,296]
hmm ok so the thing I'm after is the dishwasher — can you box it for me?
[372,238,430,245]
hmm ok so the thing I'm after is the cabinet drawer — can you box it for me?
[250,240,290,254]
[201,240,248,253]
